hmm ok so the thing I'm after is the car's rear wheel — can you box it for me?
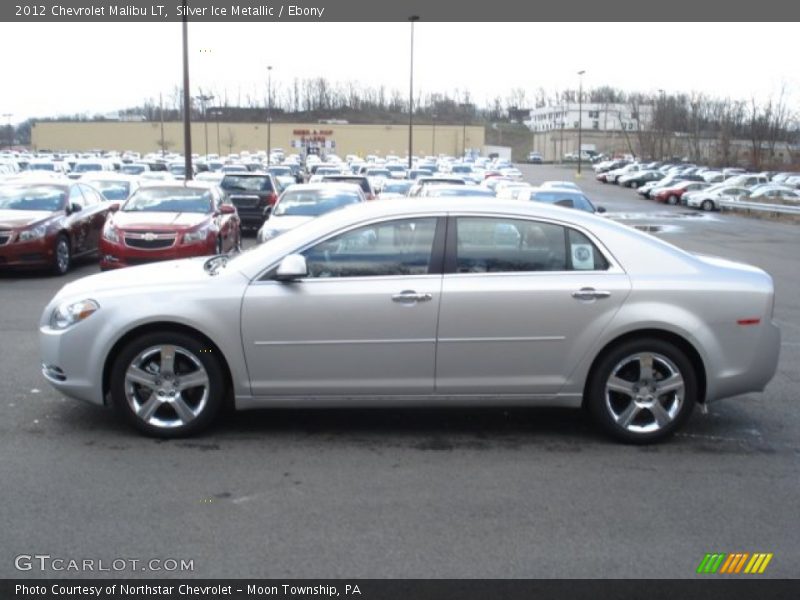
[630,181,638,189]
[667,194,679,205]
[51,234,71,276]
[110,332,225,437]
[701,199,714,212]
[586,338,697,444]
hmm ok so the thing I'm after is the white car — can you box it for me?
[684,186,750,211]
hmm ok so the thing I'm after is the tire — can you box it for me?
[233,227,243,253]
[701,200,714,212]
[667,194,679,205]
[630,181,638,189]
[586,338,697,444]
[215,236,223,255]
[109,331,226,438]
[51,233,71,276]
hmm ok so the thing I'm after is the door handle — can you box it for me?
[392,290,433,303]
[571,287,611,301]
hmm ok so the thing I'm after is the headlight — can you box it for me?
[102,222,119,243]
[258,228,281,243]
[183,226,210,244]
[18,224,47,242]
[50,299,100,330]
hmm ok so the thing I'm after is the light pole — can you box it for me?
[181,1,193,180]
[577,70,585,176]
[210,109,222,156]
[195,94,214,157]
[1,113,12,149]
[657,88,666,160]
[431,112,437,157]
[407,15,419,170]
[267,65,273,166]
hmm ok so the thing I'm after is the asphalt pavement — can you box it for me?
[1,164,798,578]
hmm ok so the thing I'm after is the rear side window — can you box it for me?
[454,217,609,273]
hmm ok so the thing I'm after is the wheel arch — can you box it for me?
[102,321,234,408]
[581,328,707,407]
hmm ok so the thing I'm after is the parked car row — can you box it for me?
[592,158,800,211]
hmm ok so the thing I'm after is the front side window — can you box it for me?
[301,217,438,279]
[454,217,608,273]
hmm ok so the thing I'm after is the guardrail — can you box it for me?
[718,198,800,216]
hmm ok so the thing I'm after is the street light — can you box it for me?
[657,88,666,160]
[209,108,223,156]
[431,112,437,156]
[267,65,273,166]
[407,15,419,170]
[577,70,585,176]
[180,1,193,180]
[1,113,12,149]
[194,94,214,157]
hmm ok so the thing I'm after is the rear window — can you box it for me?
[274,190,361,217]
[322,177,371,194]
[221,175,274,193]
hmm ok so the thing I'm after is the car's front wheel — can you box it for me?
[702,199,715,212]
[110,331,226,437]
[52,234,71,276]
[586,338,697,443]
[667,194,679,205]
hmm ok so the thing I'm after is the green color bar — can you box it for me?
[709,554,727,573]
[697,554,713,574]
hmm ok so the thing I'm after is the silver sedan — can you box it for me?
[39,199,780,443]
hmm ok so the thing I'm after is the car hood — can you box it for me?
[55,257,226,299]
[111,211,210,230]
[0,209,56,229]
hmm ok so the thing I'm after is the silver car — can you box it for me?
[39,199,780,443]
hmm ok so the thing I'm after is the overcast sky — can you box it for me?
[1,22,797,124]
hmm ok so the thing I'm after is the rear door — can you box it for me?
[435,215,631,395]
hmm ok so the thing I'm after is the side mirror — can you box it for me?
[219,204,236,214]
[596,206,607,213]
[275,254,308,282]
[108,202,120,212]
[68,202,82,214]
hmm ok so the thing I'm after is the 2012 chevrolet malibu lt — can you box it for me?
[39,199,780,443]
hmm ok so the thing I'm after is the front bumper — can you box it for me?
[0,237,52,269]
[99,237,214,269]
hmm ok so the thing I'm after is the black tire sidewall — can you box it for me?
[110,331,225,438]
[52,234,70,276]
[587,338,697,444]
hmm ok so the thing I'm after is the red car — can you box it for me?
[99,182,241,270]
[652,181,709,205]
[0,179,111,275]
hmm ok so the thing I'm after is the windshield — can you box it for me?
[366,169,391,177]
[28,163,55,171]
[91,181,131,201]
[221,175,273,192]
[120,164,146,175]
[268,167,292,176]
[74,163,103,172]
[451,165,473,173]
[427,188,495,197]
[532,191,594,212]
[274,190,361,217]
[0,185,66,211]
[123,187,212,213]
[382,181,413,194]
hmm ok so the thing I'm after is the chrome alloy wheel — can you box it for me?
[604,352,685,434]
[124,344,209,429]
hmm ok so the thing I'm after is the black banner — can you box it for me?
[2,0,800,22]
[4,580,800,600]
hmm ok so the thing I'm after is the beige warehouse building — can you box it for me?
[32,121,485,158]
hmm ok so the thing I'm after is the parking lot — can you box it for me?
[1,162,798,578]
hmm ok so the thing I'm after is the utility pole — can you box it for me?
[577,70,585,175]
[407,15,419,170]
[181,1,193,180]
[159,93,165,156]
[267,65,273,165]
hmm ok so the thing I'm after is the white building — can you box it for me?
[525,103,654,133]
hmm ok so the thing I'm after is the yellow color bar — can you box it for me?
[745,554,765,574]
[758,553,774,574]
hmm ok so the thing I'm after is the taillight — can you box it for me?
[266,192,277,206]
